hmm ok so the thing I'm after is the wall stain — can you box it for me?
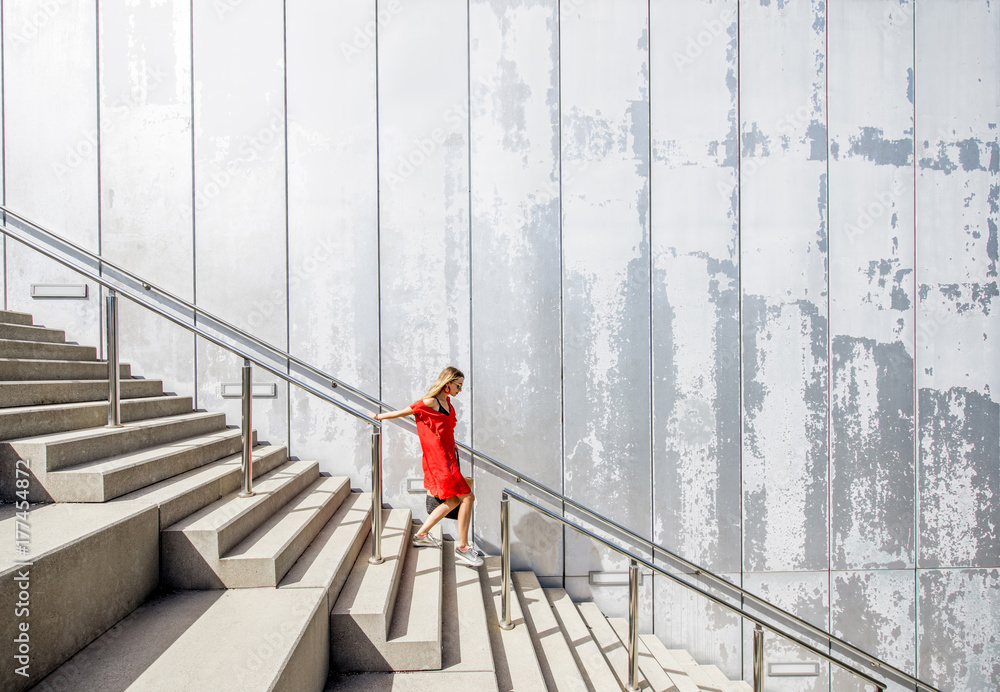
[847,126,912,166]
[919,387,1000,568]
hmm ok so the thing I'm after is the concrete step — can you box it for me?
[0,393,193,440]
[607,617,686,691]
[114,442,289,528]
[30,587,331,692]
[0,357,131,381]
[44,427,249,502]
[482,556,548,692]
[439,542,496,682]
[0,308,33,325]
[327,671,499,691]
[515,572,589,692]
[160,459,320,589]
[219,475,351,587]
[576,603,651,691]
[0,501,159,692]
[0,321,65,343]
[639,637,704,692]
[665,648,731,692]
[0,337,96,361]
[545,588,623,692]
[331,509,440,672]
[0,377,163,407]
[280,491,373,613]
[0,411,229,503]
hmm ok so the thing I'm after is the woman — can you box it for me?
[374,366,483,567]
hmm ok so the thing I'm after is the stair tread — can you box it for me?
[114,442,287,521]
[0,322,65,343]
[0,337,96,360]
[515,571,589,692]
[385,524,443,645]
[440,541,495,675]
[0,378,162,407]
[0,309,33,325]
[641,637,704,691]
[166,459,319,535]
[0,393,189,416]
[52,427,243,476]
[6,409,223,451]
[608,617,688,692]
[0,357,131,381]
[31,587,329,692]
[545,587,622,692]
[280,490,372,603]
[483,556,548,692]
[577,603,651,691]
[0,500,152,568]
[326,671,499,691]
[223,475,348,562]
[333,508,412,622]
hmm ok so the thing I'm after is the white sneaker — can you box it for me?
[412,532,441,548]
[454,544,484,567]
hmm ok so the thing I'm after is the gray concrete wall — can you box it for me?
[2,1,997,689]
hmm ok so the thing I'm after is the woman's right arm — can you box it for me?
[374,406,414,422]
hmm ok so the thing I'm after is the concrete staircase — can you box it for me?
[0,307,753,692]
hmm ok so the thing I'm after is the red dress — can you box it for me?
[411,397,471,499]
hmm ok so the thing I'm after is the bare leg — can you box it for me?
[456,493,475,550]
[415,496,460,538]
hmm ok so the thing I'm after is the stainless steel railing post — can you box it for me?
[369,426,384,564]
[237,359,254,498]
[105,290,122,427]
[753,623,765,692]
[628,559,640,691]
[500,493,513,630]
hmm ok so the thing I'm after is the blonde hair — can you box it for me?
[422,366,464,399]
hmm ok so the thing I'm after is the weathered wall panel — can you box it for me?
[468,0,563,573]
[743,572,830,692]
[828,1,915,573]
[740,0,828,574]
[98,0,195,396]
[831,570,916,692]
[192,0,288,441]
[650,0,740,575]
[915,0,1000,571]
[286,1,380,480]
[654,571,741,680]
[378,0,471,517]
[561,0,651,582]
[918,568,1000,690]
[3,0,100,346]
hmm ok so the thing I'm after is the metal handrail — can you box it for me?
[0,209,939,692]
[0,212,388,564]
[501,490,888,692]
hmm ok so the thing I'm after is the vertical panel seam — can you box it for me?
[1,0,6,311]
[375,0,383,412]
[736,0,746,672]
[190,0,200,411]
[557,0,566,588]
[824,0,832,665]
[96,1,104,362]
[911,0,920,677]
[646,0,653,627]
[466,0,474,541]
[283,0,291,454]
